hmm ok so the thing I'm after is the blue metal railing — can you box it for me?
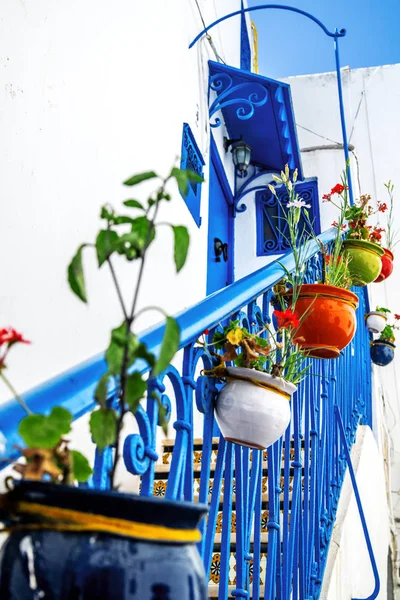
[0,227,378,598]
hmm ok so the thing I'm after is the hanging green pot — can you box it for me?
[342,240,384,286]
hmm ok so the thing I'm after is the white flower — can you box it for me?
[287,199,311,209]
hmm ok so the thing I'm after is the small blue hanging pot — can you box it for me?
[370,339,396,366]
[0,480,208,600]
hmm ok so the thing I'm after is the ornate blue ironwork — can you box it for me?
[256,178,321,255]
[190,4,354,205]
[0,227,375,598]
[209,72,268,129]
[180,123,205,227]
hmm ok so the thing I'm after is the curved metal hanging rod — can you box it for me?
[189,4,346,49]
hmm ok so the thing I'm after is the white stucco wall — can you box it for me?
[321,426,390,600]
[0,0,252,404]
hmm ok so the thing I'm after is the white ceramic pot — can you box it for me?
[365,311,387,334]
[214,367,296,450]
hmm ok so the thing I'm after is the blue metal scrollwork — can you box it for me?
[0,227,375,598]
[209,72,268,128]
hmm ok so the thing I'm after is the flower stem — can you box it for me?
[0,372,32,414]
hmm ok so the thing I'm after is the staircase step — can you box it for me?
[208,551,267,588]
[208,584,265,598]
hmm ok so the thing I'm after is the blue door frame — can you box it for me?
[206,137,234,295]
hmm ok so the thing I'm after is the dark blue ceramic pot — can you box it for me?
[370,340,396,366]
[0,481,208,600]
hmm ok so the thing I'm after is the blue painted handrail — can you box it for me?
[0,227,337,457]
[0,225,376,599]
[335,406,380,599]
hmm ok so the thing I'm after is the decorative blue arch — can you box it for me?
[189,3,354,205]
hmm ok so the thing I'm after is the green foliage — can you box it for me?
[125,371,147,411]
[172,226,190,272]
[153,317,180,376]
[89,408,118,451]
[376,306,391,314]
[123,199,144,210]
[171,168,204,196]
[19,407,73,449]
[70,450,93,482]
[67,244,88,303]
[94,373,111,408]
[105,323,139,375]
[123,171,158,186]
[380,324,396,342]
[95,229,118,267]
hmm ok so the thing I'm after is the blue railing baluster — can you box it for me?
[0,233,377,599]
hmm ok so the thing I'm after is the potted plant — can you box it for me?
[269,169,359,359]
[365,306,390,334]
[370,315,400,366]
[200,314,309,450]
[339,192,385,286]
[0,167,208,600]
[375,181,398,282]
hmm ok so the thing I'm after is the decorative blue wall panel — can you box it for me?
[240,0,251,71]
[256,177,321,256]
[180,123,205,227]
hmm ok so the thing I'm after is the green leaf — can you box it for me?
[123,171,157,186]
[95,229,118,267]
[136,343,156,368]
[89,408,117,451]
[153,316,180,376]
[171,168,189,196]
[70,450,93,482]
[185,169,204,184]
[123,200,144,210]
[114,216,135,225]
[100,206,115,222]
[105,324,139,375]
[19,414,63,449]
[94,373,111,408]
[172,225,190,273]
[48,406,73,435]
[67,244,88,303]
[131,216,154,249]
[125,371,147,412]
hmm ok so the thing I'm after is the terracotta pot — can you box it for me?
[370,340,395,366]
[215,367,296,450]
[342,239,385,286]
[375,248,394,282]
[288,284,359,359]
[365,311,387,334]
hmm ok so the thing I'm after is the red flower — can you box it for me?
[370,230,382,242]
[273,309,300,330]
[378,202,388,213]
[322,193,331,202]
[394,315,400,320]
[330,183,348,195]
[203,329,210,335]
[0,327,31,347]
[331,221,338,228]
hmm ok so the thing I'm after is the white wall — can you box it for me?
[0,0,252,403]
[322,426,390,600]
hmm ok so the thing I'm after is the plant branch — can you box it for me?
[107,257,129,322]
[0,372,32,415]
[109,174,171,490]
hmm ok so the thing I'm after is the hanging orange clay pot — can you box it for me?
[375,248,394,283]
[287,284,359,359]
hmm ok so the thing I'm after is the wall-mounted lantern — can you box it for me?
[224,136,252,177]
